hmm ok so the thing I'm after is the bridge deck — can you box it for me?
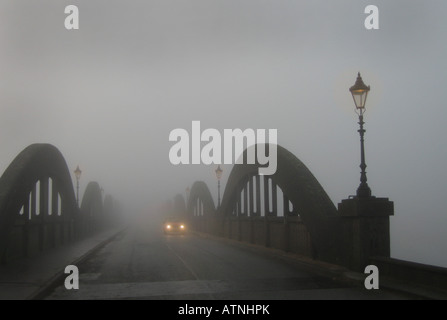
[43,223,412,300]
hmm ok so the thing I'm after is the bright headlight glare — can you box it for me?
[166,225,171,229]
[180,225,184,229]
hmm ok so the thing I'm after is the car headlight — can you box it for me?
[180,225,184,229]
[166,224,171,229]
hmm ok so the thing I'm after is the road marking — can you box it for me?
[165,243,200,281]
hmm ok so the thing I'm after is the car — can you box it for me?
[163,219,187,235]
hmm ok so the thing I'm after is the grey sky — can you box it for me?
[0,1,446,267]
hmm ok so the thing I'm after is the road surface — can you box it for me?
[45,219,413,300]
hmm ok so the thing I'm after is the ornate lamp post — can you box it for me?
[337,72,394,271]
[215,165,223,207]
[350,72,372,198]
[74,165,82,206]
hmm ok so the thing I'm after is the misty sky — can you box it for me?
[0,1,446,267]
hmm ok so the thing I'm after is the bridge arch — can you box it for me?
[0,144,78,262]
[173,194,187,218]
[103,194,114,214]
[220,144,339,262]
[186,181,215,218]
[186,181,216,233]
[80,181,104,234]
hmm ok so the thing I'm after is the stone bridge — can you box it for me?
[0,143,446,300]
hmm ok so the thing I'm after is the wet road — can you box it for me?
[45,221,412,300]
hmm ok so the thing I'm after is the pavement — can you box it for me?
[0,227,124,300]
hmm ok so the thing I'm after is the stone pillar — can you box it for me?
[338,197,393,271]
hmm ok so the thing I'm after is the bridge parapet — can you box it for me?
[370,256,447,298]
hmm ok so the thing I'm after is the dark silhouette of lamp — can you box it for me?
[215,165,223,206]
[74,165,82,206]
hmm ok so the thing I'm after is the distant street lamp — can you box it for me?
[349,72,372,198]
[185,187,190,202]
[74,165,82,206]
[215,165,223,207]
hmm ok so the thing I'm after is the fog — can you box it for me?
[0,1,446,267]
